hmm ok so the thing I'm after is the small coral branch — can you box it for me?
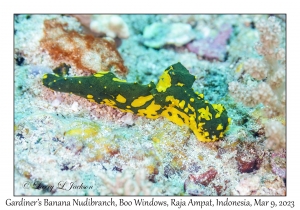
[264,120,285,150]
[229,16,285,117]
[228,16,286,151]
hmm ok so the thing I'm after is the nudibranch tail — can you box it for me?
[42,62,230,142]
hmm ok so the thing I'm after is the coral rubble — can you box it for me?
[40,19,128,75]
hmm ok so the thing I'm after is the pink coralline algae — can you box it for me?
[235,143,263,173]
[187,24,232,61]
[184,167,218,195]
[189,167,218,186]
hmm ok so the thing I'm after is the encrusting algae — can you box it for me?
[43,62,230,142]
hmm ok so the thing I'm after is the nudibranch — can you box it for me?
[42,62,230,142]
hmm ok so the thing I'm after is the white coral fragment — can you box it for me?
[143,22,195,48]
[232,175,260,195]
[90,15,130,39]
[98,169,159,195]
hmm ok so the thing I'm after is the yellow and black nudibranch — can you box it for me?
[42,62,230,142]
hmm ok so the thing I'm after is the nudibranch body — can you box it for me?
[43,62,230,142]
